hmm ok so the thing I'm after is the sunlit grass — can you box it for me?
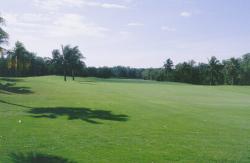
[1,76,250,162]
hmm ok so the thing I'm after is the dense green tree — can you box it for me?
[29,55,48,76]
[51,49,64,75]
[142,68,164,81]
[240,53,250,85]
[197,63,210,84]
[7,41,32,76]
[208,56,221,85]
[174,61,196,83]
[97,67,113,78]
[223,58,241,85]
[112,66,127,78]
[163,58,174,80]
[86,67,98,77]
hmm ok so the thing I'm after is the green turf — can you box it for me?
[1,76,250,162]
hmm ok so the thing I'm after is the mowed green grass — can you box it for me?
[1,76,250,162]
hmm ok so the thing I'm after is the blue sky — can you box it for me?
[1,0,250,67]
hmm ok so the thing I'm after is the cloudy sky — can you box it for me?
[1,0,250,67]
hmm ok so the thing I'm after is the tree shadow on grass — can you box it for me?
[0,82,33,94]
[0,100,31,108]
[0,77,23,83]
[10,152,76,163]
[0,99,128,124]
[28,107,128,124]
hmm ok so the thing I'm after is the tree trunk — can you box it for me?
[64,74,67,81]
[62,45,66,82]
[72,69,75,80]
[15,55,18,77]
[210,72,212,85]
[64,68,67,82]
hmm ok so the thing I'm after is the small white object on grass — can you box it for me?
[18,120,22,124]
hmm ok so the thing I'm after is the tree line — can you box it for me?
[1,15,250,85]
[144,56,250,85]
[0,41,85,81]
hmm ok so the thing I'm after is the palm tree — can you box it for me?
[64,46,84,80]
[51,45,68,81]
[0,16,9,56]
[61,45,68,82]
[51,49,64,75]
[208,56,220,85]
[52,45,84,81]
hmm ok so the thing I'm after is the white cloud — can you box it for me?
[127,22,144,26]
[33,0,65,10]
[4,13,50,24]
[33,0,128,11]
[4,12,109,38]
[122,0,134,3]
[161,26,176,32]
[101,3,127,9]
[180,12,192,17]
[51,13,109,38]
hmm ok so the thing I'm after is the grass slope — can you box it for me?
[0,76,250,162]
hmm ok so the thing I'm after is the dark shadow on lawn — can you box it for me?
[0,82,33,94]
[10,152,76,163]
[0,90,10,95]
[28,107,128,124]
[0,77,23,83]
[0,99,128,124]
[0,100,31,108]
